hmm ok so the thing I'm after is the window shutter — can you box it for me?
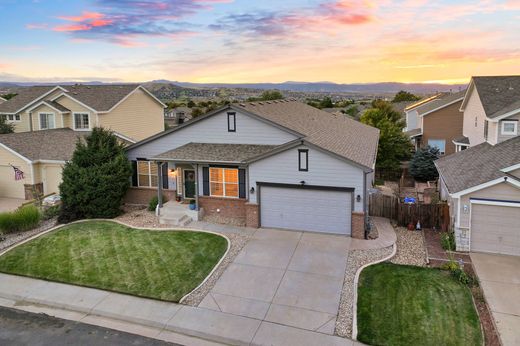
[131,161,138,187]
[162,163,169,189]
[238,168,246,198]
[202,167,210,196]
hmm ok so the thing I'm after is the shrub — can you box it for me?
[440,261,458,271]
[148,195,169,211]
[42,205,60,220]
[451,268,478,287]
[440,231,456,251]
[409,145,440,182]
[0,205,41,234]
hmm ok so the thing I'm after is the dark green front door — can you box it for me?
[184,170,195,199]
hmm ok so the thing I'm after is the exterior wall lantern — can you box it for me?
[250,187,255,194]
[356,195,362,202]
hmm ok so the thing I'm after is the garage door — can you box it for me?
[471,203,520,256]
[0,166,25,199]
[260,186,352,235]
[43,165,63,195]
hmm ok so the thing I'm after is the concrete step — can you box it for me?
[159,213,192,227]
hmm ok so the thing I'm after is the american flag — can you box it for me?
[11,165,24,181]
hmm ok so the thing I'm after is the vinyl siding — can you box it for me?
[497,113,520,143]
[462,88,487,147]
[406,109,419,131]
[39,163,63,195]
[457,182,520,228]
[31,104,65,130]
[510,168,520,179]
[248,145,365,212]
[0,146,31,199]
[98,88,164,142]
[10,112,31,132]
[54,95,97,129]
[127,110,298,160]
[422,100,463,155]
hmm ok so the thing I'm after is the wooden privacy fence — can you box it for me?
[369,193,450,230]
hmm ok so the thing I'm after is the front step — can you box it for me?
[159,211,193,226]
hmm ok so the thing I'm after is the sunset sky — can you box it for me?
[1,0,519,84]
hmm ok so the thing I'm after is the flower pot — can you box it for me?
[189,203,196,210]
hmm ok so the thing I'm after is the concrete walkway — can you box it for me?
[471,253,520,346]
[350,217,396,250]
[0,273,360,345]
[0,198,24,213]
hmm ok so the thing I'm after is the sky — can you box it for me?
[0,0,519,84]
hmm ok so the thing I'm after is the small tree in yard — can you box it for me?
[0,117,15,134]
[59,128,132,223]
[409,145,440,182]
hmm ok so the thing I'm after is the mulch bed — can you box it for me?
[424,228,501,346]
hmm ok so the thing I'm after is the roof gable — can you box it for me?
[0,86,67,114]
[468,76,520,119]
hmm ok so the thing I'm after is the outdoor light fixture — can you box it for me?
[300,180,306,185]
[250,187,255,194]
[168,169,177,178]
[356,195,361,202]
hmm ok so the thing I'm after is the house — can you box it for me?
[435,76,520,255]
[404,90,466,155]
[0,84,166,200]
[165,106,192,127]
[126,100,379,238]
[403,94,443,132]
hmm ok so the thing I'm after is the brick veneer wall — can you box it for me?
[198,196,247,221]
[351,211,365,239]
[245,203,259,228]
[124,187,177,205]
[24,183,43,200]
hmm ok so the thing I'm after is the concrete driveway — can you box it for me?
[471,253,520,346]
[200,228,350,335]
[0,198,24,213]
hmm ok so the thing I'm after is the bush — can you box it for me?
[42,205,60,220]
[148,195,169,211]
[0,205,41,234]
[440,231,456,251]
[409,145,440,182]
[441,260,478,287]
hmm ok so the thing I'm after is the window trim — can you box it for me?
[73,112,91,131]
[137,160,158,188]
[227,112,236,132]
[39,112,56,130]
[428,139,446,155]
[209,167,239,198]
[501,120,518,135]
[298,149,309,171]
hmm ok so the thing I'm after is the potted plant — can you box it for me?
[189,200,196,210]
[176,195,181,202]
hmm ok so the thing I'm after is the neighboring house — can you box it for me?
[126,100,379,238]
[405,90,466,155]
[403,94,442,132]
[457,75,520,151]
[0,84,166,200]
[435,76,520,255]
[165,106,192,127]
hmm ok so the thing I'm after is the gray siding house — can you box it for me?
[126,100,379,238]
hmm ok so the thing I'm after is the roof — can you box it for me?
[45,100,70,112]
[472,76,520,119]
[404,94,442,111]
[0,86,56,113]
[416,90,465,116]
[131,100,379,170]
[0,128,87,162]
[435,136,520,194]
[405,128,422,138]
[152,143,278,163]
[452,136,470,145]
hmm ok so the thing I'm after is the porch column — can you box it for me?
[194,163,199,210]
[157,162,163,211]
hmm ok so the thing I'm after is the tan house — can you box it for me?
[0,84,166,199]
[436,76,520,255]
[405,90,465,155]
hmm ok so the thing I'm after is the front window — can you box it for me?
[501,121,518,135]
[40,113,55,130]
[227,112,236,132]
[74,113,90,130]
[428,139,446,155]
[210,167,238,198]
[298,149,309,171]
[137,161,158,188]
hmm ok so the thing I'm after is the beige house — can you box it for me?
[0,84,165,199]
[436,76,520,255]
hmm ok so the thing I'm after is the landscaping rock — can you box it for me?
[115,205,168,228]
[390,227,427,267]
[0,218,57,252]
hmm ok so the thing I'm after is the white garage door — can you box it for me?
[471,203,520,256]
[260,186,352,235]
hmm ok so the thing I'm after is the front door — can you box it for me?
[183,169,196,199]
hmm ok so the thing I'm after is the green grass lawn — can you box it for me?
[0,221,227,302]
[357,263,482,346]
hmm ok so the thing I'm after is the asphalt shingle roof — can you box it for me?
[45,100,70,112]
[453,136,470,145]
[152,143,278,163]
[472,76,520,119]
[416,90,466,116]
[0,128,87,161]
[0,86,55,113]
[435,136,520,193]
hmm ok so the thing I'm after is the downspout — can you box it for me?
[157,162,164,216]
[29,112,33,132]
[194,163,199,211]
[363,171,368,239]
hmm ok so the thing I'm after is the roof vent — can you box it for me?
[249,103,255,106]
[258,102,263,105]
[509,83,514,91]
[266,101,271,104]
[239,103,245,107]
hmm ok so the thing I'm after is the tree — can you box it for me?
[343,105,359,118]
[58,128,132,223]
[392,90,420,103]
[191,108,204,118]
[0,116,15,134]
[360,100,413,170]
[0,93,17,100]
[319,97,333,108]
[187,99,195,108]
[260,90,284,101]
[409,146,440,182]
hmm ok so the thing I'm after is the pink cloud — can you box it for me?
[57,11,104,22]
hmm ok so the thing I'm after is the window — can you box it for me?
[501,121,518,135]
[137,161,158,188]
[39,113,55,130]
[298,149,309,171]
[484,120,488,140]
[74,113,90,130]
[474,116,478,127]
[209,167,238,198]
[227,112,236,132]
[428,139,446,155]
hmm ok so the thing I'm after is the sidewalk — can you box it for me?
[0,273,361,346]
[350,217,396,251]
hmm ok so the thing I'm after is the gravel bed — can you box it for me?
[115,205,169,228]
[390,227,427,267]
[0,218,58,252]
[181,232,250,306]
[335,245,393,338]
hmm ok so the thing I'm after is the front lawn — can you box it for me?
[0,221,227,302]
[357,263,482,346]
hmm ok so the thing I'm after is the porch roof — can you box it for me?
[151,142,279,164]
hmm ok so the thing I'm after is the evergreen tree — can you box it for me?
[409,145,440,182]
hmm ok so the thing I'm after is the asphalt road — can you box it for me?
[0,306,181,346]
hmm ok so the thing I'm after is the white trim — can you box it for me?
[38,112,56,130]
[26,100,70,114]
[113,132,136,144]
[501,163,520,173]
[0,96,6,102]
[419,97,464,117]
[209,167,239,198]
[470,199,520,207]
[488,108,520,122]
[30,163,35,185]
[451,176,520,198]
[459,80,475,112]
[51,92,98,113]
[98,85,166,114]
[0,142,32,163]
[34,160,66,164]
[137,160,158,188]
[10,86,67,115]
[72,112,91,131]
[500,120,518,135]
